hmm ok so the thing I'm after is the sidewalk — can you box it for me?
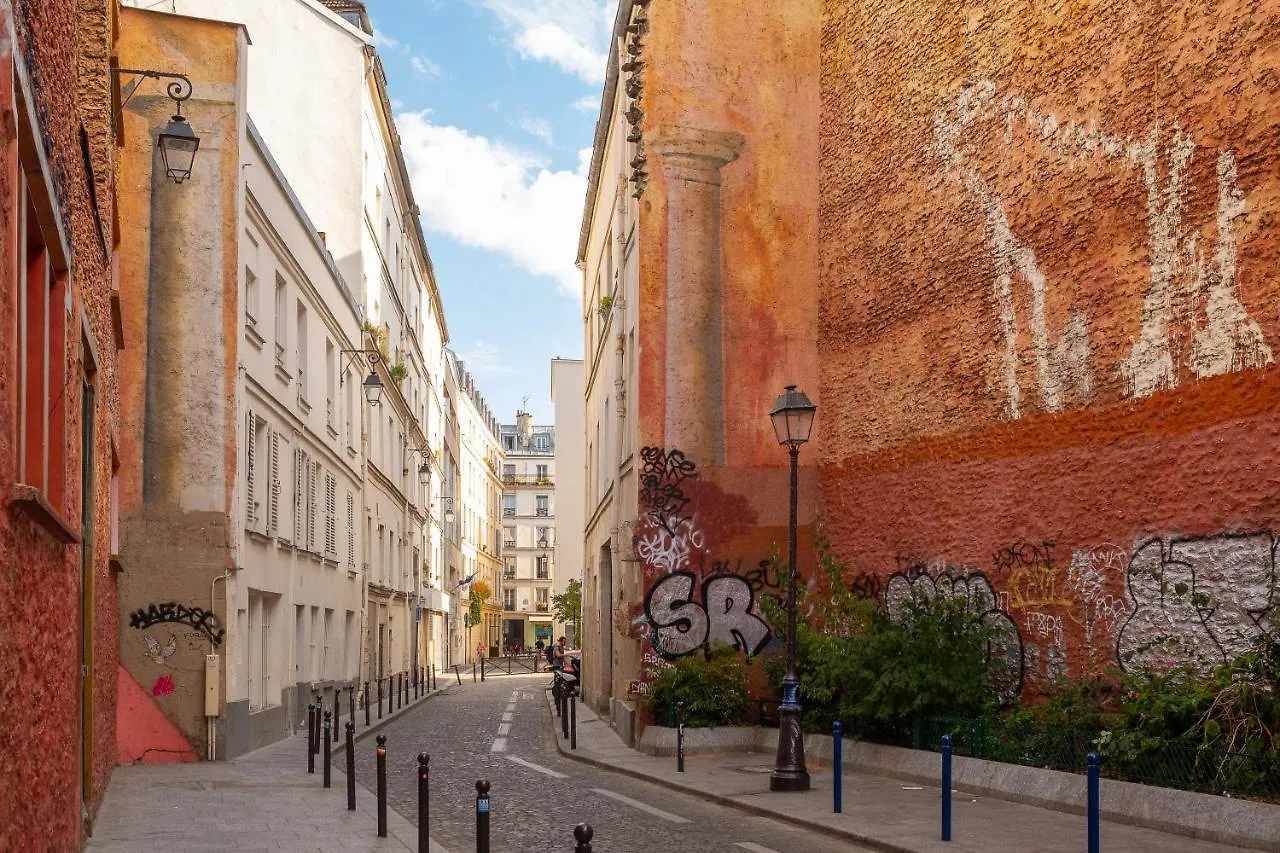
[546,693,1260,853]
[88,684,457,853]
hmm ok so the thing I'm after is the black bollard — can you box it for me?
[475,779,490,853]
[432,665,438,691]
[941,733,953,842]
[333,691,341,743]
[833,720,843,813]
[418,753,430,853]
[348,684,355,731]
[570,688,578,750]
[573,823,594,853]
[306,702,316,773]
[323,711,332,788]
[454,665,461,686]
[378,678,384,719]
[346,722,356,811]
[376,735,388,838]
[364,682,370,726]
[313,695,322,755]
[1087,752,1100,853]
[403,671,408,705]
[414,667,419,700]
[553,675,561,717]
[677,701,685,772]
[481,656,485,682]
[472,661,477,683]
[561,689,570,739]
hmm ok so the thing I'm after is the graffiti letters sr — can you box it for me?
[130,602,225,648]
[646,572,771,659]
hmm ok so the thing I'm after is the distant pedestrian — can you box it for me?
[535,638,544,652]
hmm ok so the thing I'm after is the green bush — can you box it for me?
[647,645,751,727]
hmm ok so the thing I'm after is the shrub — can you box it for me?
[647,645,751,727]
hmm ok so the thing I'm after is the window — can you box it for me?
[13,155,70,512]
[325,339,336,431]
[346,490,356,570]
[533,434,550,451]
[502,463,515,483]
[536,527,549,548]
[309,606,320,681]
[503,588,515,610]
[535,464,548,482]
[245,266,258,329]
[248,591,272,711]
[503,526,516,549]
[536,556,549,580]
[503,435,514,451]
[535,588,549,610]
[503,558,515,579]
[296,300,308,403]
[274,274,287,368]
[324,470,337,559]
[502,495,515,517]
[245,412,267,533]
[535,495,549,516]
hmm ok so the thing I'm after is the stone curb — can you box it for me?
[540,690,915,853]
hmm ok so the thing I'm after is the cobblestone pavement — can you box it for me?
[354,674,868,853]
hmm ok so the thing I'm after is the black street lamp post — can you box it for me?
[768,385,816,792]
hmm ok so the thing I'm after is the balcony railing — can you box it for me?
[502,474,554,486]
[503,508,515,517]
[503,570,516,580]
[535,507,549,517]
[536,570,550,580]
[503,540,516,549]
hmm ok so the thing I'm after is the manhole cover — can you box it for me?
[736,765,775,774]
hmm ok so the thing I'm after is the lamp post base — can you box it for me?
[770,686,810,792]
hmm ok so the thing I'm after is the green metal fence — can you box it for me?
[890,716,1280,801]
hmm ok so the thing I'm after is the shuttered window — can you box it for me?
[324,471,337,559]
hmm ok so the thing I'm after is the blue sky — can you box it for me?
[367,0,613,424]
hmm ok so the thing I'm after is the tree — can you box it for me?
[551,579,582,641]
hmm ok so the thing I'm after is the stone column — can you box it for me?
[648,125,744,466]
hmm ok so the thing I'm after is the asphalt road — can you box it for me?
[353,673,866,853]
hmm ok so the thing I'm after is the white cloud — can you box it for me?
[473,0,612,83]
[576,147,592,176]
[410,54,443,77]
[518,117,555,146]
[571,94,599,112]
[396,111,586,296]
[458,341,517,376]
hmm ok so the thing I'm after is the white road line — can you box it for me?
[506,755,569,779]
[504,705,516,714]
[501,712,513,722]
[490,737,507,753]
[735,844,781,853]
[496,723,510,736]
[589,788,691,824]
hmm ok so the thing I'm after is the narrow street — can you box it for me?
[354,676,864,853]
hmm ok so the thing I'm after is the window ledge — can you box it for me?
[327,424,339,440]
[274,363,293,384]
[11,484,80,544]
[298,396,312,415]
[245,321,265,349]
[245,528,272,544]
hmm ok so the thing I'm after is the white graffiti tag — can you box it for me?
[636,515,705,574]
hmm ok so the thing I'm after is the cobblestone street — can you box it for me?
[353,676,864,853]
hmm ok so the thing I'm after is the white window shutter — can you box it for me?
[245,411,257,531]
[346,490,355,570]
[268,430,280,534]
[294,447,304,545]
[325,471,337,558]
[306,458,318,552]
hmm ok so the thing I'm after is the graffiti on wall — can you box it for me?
[129,602,225,648]
[143,633,178,666]
[634,447,777,664]
[151,674,176,697]
[931,80,1272,418]
[1116,532,1277,672]
[885,562,1024,700]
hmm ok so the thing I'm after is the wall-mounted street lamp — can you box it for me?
[768,384,817,793]
[405,446,433,487]
[114,68,200,184]
[441,496,455,525]
[340,347,384,406]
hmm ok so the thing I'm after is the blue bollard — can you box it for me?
[941,734,953,841]
[1088,752,1100,853]
[833,720,843,813]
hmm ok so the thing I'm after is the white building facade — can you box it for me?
[135,0,470,742]
[498,415,558,650]
[551,359,585,647]
[576,0,643,740]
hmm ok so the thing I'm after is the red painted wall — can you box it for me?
[818,0,1280,686]
[0,0,122,847]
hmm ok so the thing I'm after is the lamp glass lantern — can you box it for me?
[362,371,384,406]
[157,113,200,184]
[769,385,816,448]
[418,463,431,487]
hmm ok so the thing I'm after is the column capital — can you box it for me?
[648,125,745,179]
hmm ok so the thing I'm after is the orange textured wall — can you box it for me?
[819,0,1280,686]
[625,0,820,699]
[0,0,122,846]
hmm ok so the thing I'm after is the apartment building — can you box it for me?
[575,0,641,732]
[454,359,504,661]
[498,414,558,649]
[551,359,586,647]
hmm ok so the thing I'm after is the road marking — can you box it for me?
[504,705,516,714]
[496,723,510,736]
[501,712,514,722]
[589,788,691,823]
[490,737,507,753]
[735,844,781,853]
[506,755,568,779]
